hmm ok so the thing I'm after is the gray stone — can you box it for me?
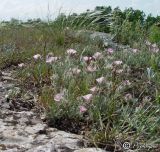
[1,72,12,77]
[25,123,47,134]
[48,131,84,150]
[23,93,34,100]
[3,148,19,152]
[18,117,30,125]
[74,148,106,152]
[2,76,16,81]
[1,129,34,145]
[26,142,55,152]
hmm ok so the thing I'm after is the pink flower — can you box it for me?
[89,86,98,94]
[86,66,97,72]
[54,93,63,102]
[113,60,123,66]
[67,49,77,56]
[123,80,131,86]
[46,57,58,64]
[79,106,87,113]
[18,63,25,68]
[82,94,93,102]
[124,93,132,101]
[107,48,114,55]
[93,52,102,60]
[33,54,41,60]
[96,77,105,84]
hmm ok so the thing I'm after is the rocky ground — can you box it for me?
[0,69,106,152]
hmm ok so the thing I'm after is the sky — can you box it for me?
[0,0,160,21]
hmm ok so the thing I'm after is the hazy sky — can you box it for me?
[0,0,160,21]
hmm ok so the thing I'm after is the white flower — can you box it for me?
[33,54,41,60]
[143,96,152,102]
[18,63,25,68]
[152,43,157,48]
[93,52,102,60]
[82,56,94,64]
[46,57,58,64]
[151,47,159,53]
[86,66,97,72]
[82,94,93,102]
[145,40,151,46]
[65,27,70,30]
[67,49,77,56]
[96,77,105,84]
[113,60,123,65]
[5,94,9,99]
[83,56,89,62]
[72,68,81,75]
[46,52,54,58]
[124,93,133,101]
[132,49,138,53]
[116,69,123,74]
[89,86,98,94]
[105,64,113,69]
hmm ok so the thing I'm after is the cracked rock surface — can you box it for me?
[0,70,106,152]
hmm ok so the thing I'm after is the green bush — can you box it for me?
[149,25,160,45]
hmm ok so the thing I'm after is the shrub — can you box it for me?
[149,25,160,45]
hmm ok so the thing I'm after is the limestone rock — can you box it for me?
[0,70,109,152]
[74,148,106,152]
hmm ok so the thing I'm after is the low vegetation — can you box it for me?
[0,6,160,152]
